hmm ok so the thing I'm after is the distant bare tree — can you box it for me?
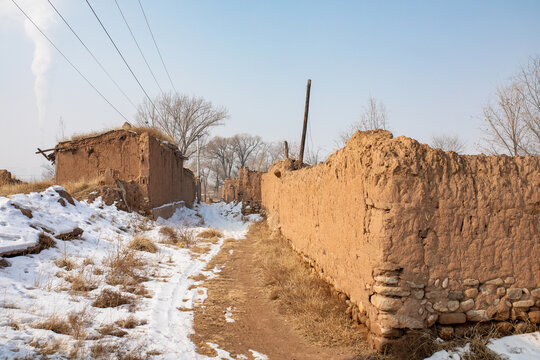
[430,134,466,154]
[232,134,263,168]
[41,164,55,181]
[205,136,236,181]
[516,56,540,150]
[337,96,388,146]
[136,92,228,158]
[285,141,324,165]
[479,83,535,156]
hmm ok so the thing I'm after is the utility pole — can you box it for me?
[299,79,311,164]
[196,135,201,204]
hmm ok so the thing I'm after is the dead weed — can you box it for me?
[197,229,223,239]
[92,288,134,308]
[115,315,147,329]
[128,236,158,253]
[98,323,128,337]
[33,309,91,340]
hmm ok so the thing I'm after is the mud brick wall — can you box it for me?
[222,167,262,214]
[0,170,22,186]
[55,129,195,212]
[261,130,540,350]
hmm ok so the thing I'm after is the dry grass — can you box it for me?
[98,323,128,337]
[83,257,95,266]
[0,179,54,197]
[54,254,76,271]
[90,341,150,360]
[0,177,100,199]
[33,309,91,340]
[1,302,19,309]
[128,236,158,253]
[103,242,147,287]
[29,339,63,357]
[65,269,99,293]
[115,315,147,329]
[197,229,223,239]
[68,126,176,145]
[379,324,505,360]
[92,288,133,308]
[160,226,194,248]
[63,178,101,201]
[159,226,178,242]
[252,222,364,348]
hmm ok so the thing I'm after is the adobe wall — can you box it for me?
[222,167,262,214]
[222,178,236,203]
[181,168,196,208]
[0,170,23,186]
[55,129,195,214]
[56,130,145,186]
[261,130,540,349]
[146,134,195,208]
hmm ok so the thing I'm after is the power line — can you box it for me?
[84,0,165,120]
[46,0,138,110]
[114,0,164,94]
[138,0,178,94]
[10,0,130,122]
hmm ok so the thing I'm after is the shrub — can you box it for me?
[65,269,98,292]
[159,226,178,243]
[92,288,133,308]
[198,229,223,239]
[33,310,90,340]
[115,315,147,329]
[128,236,158,253]
[98,323,128,337]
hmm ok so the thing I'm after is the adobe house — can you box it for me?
[54,126,195,217]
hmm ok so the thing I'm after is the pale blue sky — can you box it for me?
[0,0,539,180]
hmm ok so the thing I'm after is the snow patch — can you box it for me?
[0,188,259,359]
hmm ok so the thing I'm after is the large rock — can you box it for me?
[438,313,466,325]
[370,295,402,312]
[466,310,489,322]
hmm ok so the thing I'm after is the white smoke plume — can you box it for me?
[0,0,57,129]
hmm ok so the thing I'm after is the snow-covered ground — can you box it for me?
[427,332,540,360]
[0,186,263,359]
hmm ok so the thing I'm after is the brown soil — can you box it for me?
[191,227,361,360]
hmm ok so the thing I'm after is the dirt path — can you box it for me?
[190,228,360,360]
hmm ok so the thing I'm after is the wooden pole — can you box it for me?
[299,79,311,164]
[284,141,289,159]
[196,136,201,204]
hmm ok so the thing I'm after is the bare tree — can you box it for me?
[430,134,466,154]
[516,56,540,149]
[479,83,535,156]
[136,92,228,158]
[244,141,288,171]
[205,136,236,181]
[231,134,263,168]
[337,96,388,146]
[41,164,55,181]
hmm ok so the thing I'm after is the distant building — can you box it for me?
[54,127,195,217]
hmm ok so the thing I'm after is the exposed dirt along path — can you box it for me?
[191,223,358,360]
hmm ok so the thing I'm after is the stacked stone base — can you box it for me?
[284,237,539,352]
[360,268,539,351]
